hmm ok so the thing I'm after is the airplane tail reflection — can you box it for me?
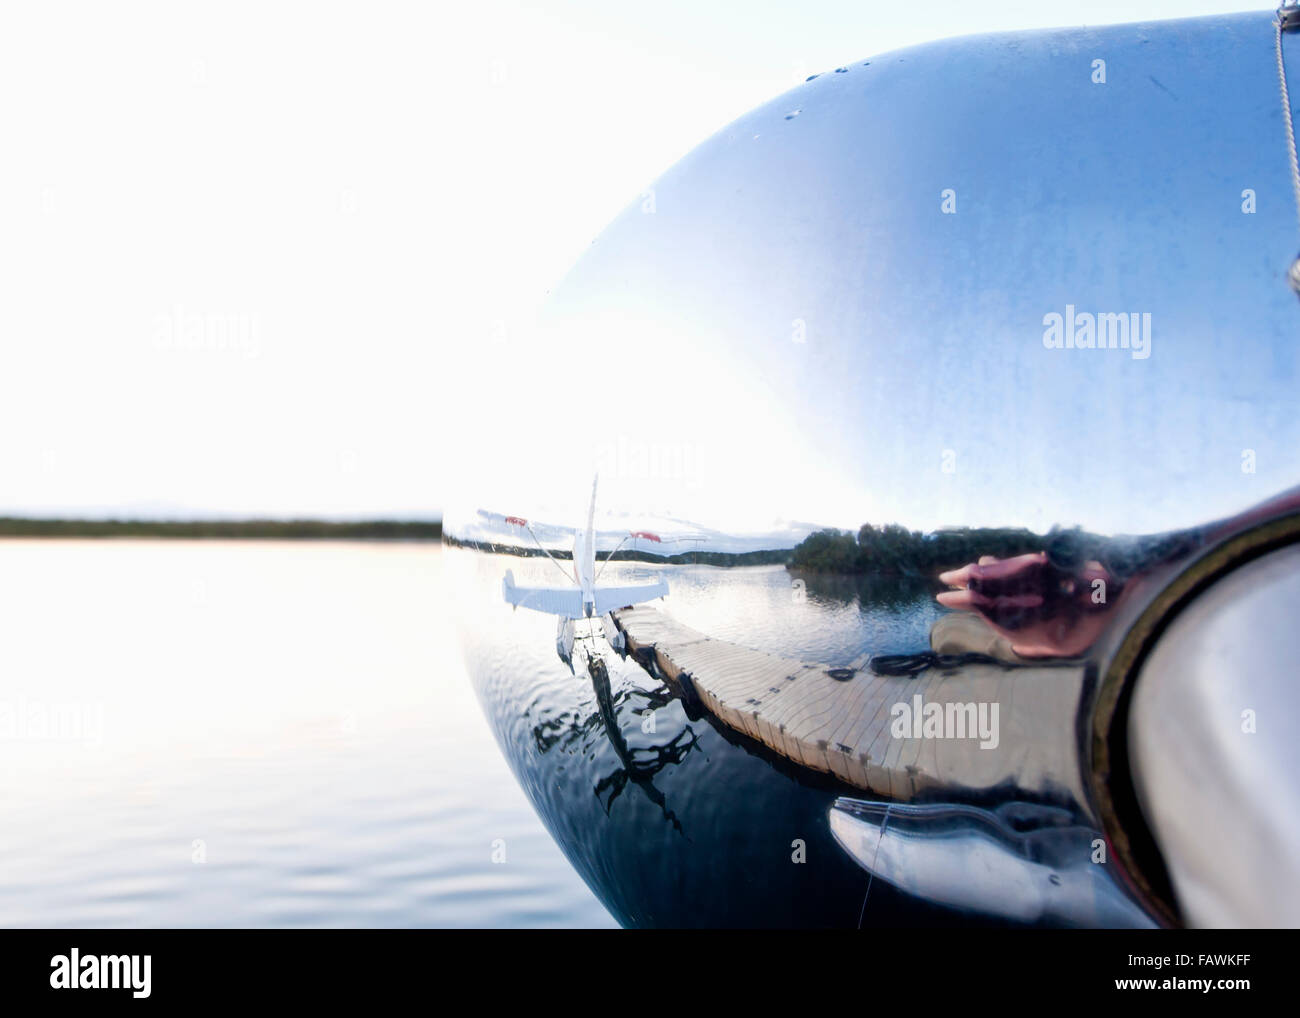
[527,641,700,837]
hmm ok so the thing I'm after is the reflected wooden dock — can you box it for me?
[612,606,1089,803]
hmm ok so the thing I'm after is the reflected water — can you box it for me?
[663,563,943,665]
[448,546,988,927]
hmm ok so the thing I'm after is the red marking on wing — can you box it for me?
[630,531,662,543]
[505,516,528,527]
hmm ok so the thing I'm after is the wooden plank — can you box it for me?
[612,606,1087,801]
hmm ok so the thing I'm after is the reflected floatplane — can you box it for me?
[496,476,672,664]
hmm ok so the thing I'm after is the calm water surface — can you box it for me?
[0,540,615,927]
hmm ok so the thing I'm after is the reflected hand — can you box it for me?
[936,552,1114,658]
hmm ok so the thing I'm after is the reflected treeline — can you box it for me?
[444,533,788,565]
[790,522,1204,592]
[789,567,935,608]
[791,525,1041,577]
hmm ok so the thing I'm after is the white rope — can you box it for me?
[524,522,578,584]
[1276,5,1300,292]
[593,533,632,583]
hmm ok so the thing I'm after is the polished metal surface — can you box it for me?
[829,798,1156,927]
[449,11,1298,537]
[447,11,1300,927]
[1130,542,1300,928]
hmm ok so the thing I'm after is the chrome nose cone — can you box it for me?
[446,10,1300,927]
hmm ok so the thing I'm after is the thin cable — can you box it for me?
[856,803,891,929]
[1276,5,1300,291]
[594,533,632,583]
[595,532,702,582]
[1277,12,1300,231]
[524,522,578,584]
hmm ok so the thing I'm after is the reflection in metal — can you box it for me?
[612,603,1088,803]
[599,612,626,653]
[585,652,694,835]
[829,798,1156,927]
[526,640,699,835]
[555,616,575,668]
[446,12,1300,926]
[497,476,670,664]
[499,477,671,623]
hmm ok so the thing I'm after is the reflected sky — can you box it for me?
[447,13,1298,539]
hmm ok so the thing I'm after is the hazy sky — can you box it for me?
[0,1,1268,518]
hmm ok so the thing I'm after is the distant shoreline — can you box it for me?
[0,518,443,541]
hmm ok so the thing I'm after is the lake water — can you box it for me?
[0,540,615,927]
